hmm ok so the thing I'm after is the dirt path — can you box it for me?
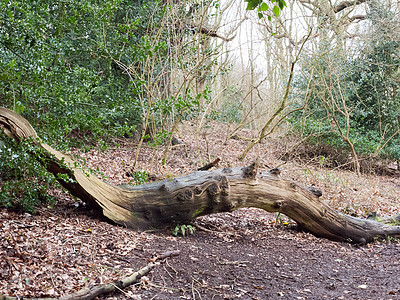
[139,216,400,300]
[1,121,400,299]
[1,206,399,299]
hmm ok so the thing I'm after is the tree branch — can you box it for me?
[333,0,368,13]
[187,23,235,42]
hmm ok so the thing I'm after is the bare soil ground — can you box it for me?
[1,121,400,299]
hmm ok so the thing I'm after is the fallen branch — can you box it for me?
[197,157,221,171]
[0,251,180,300]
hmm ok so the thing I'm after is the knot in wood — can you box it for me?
[177,189,193,202]
[273,201,283,209]
[220,176,229,196]
[269,168,281,176]
[308,185,322,197]
[221,202,235,212]
[159,184,169,192]
[207,183,219,197]
[213,175,222,181]
[222,167,232,173]
[194,185,203,195]
[242,163,257,179]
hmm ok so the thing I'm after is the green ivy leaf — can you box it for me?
[259,3,269,11]
[245,0,262,10]
[8,60,16,69]
[258,12,263,19]
[273,6,280,17]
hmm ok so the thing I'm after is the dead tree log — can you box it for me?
[1,107,400,244]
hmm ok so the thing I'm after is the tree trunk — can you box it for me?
[1,107,400,244]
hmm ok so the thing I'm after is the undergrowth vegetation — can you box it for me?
[0,134,56,212]
[289,5,400,174]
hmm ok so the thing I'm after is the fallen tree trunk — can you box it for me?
[1,107,400,244]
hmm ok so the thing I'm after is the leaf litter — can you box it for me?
[1,121,400,299]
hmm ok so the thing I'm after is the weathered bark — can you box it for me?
[1,107,400,244]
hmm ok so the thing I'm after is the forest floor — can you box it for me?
[1,121,400,300]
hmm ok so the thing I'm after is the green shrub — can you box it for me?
[0,135,56,212]
[130,169,149,185]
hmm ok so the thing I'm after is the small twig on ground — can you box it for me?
[192,279,196,300]
[150,250,181,262]
[166,259,178,276]
[191,278,203,300]
[163,264,174,279]
[217,258,250,266]
[197,157,221,171]
[194,223,223,233]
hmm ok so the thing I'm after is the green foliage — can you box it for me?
[0,0,164,148]
[218,100,243,123]
[155,89,202,122]
[148,129,172,147]
[0,135,56,212]
[291,116,394,159]
[244,0,286,19]
[347,5,400,159]
[172,224,196,237]
[208,86,243,123]
[0,0,229,212]
[290,4,400,163]
[0,0,174,212]
[130,169,149,185]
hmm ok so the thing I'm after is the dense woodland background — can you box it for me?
[2,1,400,299]
[1,0,400,212]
